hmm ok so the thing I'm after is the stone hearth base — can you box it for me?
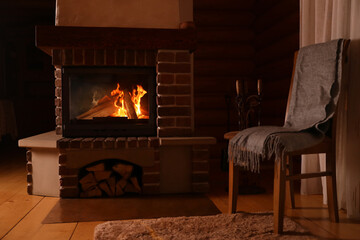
[19,131,215,197]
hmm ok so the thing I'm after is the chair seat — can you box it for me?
[225,130,332,156]
[224,131,240,140]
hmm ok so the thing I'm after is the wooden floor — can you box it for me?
[1,146,360,240]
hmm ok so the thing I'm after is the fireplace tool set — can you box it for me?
[222,78,265,194]
[235,78,262,130]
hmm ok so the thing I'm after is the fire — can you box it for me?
[110,84,127,117]
[110,84,148,119]
[131,85,147,118]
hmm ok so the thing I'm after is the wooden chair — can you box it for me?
[227,39,350,234]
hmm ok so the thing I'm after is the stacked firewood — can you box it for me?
[79,162,141,197]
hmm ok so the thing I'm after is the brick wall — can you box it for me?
[142,148,161,194]
[26,150,33,195]
[157,50,193,137]
[57,137,161,198]
[191,145,210,192]
[52,48,194,138]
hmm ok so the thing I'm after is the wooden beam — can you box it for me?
[35,25,197,55]
[194,0,255,11]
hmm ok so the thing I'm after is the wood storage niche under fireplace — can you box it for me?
[62,66,157,138]
[79,159,142,198]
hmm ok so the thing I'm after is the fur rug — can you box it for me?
[94,212,318,240]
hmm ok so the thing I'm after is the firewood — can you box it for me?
[115,180,126,196]
[76,95,117,119]
[117,179,128,189]
[79,173,97,191]
[115,187,124,196]
[93,171,112,182]
[123,89,138,119]
[112,163,133,179]
[130,177,141,192]
[107,176,117,195]
[86,163,105,172]
[97,95,112,105]
[125,183,141,193]
[98,181,114,197]
[80,186,102,197]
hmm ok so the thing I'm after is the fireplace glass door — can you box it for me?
[62,66,156,137]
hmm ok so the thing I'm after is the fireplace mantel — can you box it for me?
[35,25,197,56]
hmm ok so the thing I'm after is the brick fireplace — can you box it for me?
[19,25,215,198]
[53,47,193,138]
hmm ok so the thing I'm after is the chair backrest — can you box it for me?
[284,51,299,124]
[284,40,350,138]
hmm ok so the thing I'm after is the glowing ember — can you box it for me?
[110,84,148,119]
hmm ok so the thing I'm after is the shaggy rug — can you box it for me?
[94,212,318,240]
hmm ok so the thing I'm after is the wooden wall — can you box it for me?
[254,0,300,126]
[193,0,256,158]
[193,0,299,160]
[0,0,56,138]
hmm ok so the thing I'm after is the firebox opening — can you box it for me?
[78,158,143,198]
[62,66,157,137]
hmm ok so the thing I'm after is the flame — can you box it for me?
[110,83,148,119]
[131,85,147,119]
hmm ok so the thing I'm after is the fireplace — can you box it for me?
[62,66,157,137]
[19,23,216,198]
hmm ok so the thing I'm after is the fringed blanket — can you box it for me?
[228,39,345,172]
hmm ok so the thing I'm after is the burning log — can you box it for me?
[76,83,147,120]
[76,95,117,120]
[123,89,138,119]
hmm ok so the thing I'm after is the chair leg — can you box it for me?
[286,156,295,209]
[228,158,239,214]
[326,151,339,222]
[273,157,286,234]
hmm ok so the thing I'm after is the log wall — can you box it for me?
[254,0,300,126]
[0,0,56,138]
[193,0,299,160]
[193,0,256,158]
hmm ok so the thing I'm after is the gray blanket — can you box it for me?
[228,39,345,172]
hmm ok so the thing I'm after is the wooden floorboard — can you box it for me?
[70,222,104,240]
[1,147,360,239]
[0,187,43,238]
[0,174,26,206]
[2,197,76,240]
